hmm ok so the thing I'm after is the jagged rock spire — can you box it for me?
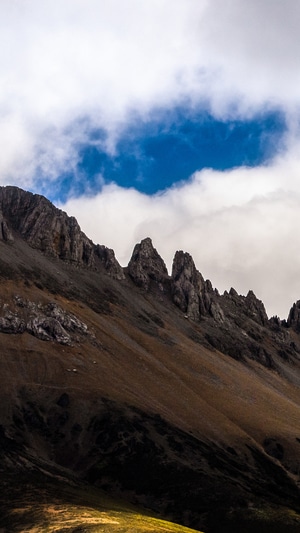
[171,250,212,320]
[127,237,168,290]
[244,289,268,326]
[287,300,300,332]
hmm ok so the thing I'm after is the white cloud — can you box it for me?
[0,0,208,183]
[61,143,300,320]
[1,0,300,185]
[198,0,300,116]
[2,0,300,318]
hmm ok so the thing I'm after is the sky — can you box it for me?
[2,1,300,318]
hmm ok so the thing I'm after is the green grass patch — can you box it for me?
[0,471,203,533]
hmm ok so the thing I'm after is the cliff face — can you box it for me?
[0,186,124,279]
[171,250,213,320]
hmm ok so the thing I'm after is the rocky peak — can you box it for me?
[287,301,300,332]
[0,186,124,279]
[127,237,169,291]
[223,287,268,327]
[244,290,269,326]
[172,251,202,284]
[229,287,238,297]
[171,250,212,320]
[0,186,94,264]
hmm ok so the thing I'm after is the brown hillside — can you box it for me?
[1,187,300,532]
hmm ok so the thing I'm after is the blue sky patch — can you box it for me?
[46,107,286,202]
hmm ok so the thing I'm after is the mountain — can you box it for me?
[1,185,300,532]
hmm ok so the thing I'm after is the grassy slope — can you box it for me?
[0,472,202,533]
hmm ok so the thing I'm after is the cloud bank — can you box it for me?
[2,0,300,185]
[3,1,300,317]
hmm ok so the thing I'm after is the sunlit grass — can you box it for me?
[10,501,203,532]
[1,473,203,533]
[3,471,300,532]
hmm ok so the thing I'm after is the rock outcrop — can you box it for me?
[126,236,300,367]
[126,241,299,367]
[220,287,269,327]
[171,251,213,320]
[0,313,26,334]
[127,237,169,291]
[287,300,300,332]
[0,186,124,279]
[0,296,89,345]
[0,211,14,243]
[95,245,125,281]
[243,290,269,326]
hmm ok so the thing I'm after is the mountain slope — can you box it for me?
[1,186,300,532]
[0,470,203,533]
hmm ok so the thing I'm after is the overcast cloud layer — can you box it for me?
[2,1,300,318]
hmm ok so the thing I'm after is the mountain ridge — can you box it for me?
[1,185,300,532]
[0,185,298,371]
[0,185,291,317]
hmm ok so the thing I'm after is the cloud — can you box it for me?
[199,0,300,116]
[2,0,300,188]
[60,141,300,320]
[3,0,300,319]
[0,0,207,185]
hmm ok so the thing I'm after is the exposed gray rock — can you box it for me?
[0,211,14,243]
[0,186,93,264]
[287,301,300,332]
[0,186,298,372]
[0,313,26,334]
[171,251,212,320]
[229,287,238,297]
[244,290,269,326]
[95,245,125,280]
[209,301,225,323]
[223,287,268,327]
[126,239,297,369]
[0,186,124,279]
[127,237,168,290]
[27,317,71,345]
[0,296,90,345]
[43,302,88,334]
